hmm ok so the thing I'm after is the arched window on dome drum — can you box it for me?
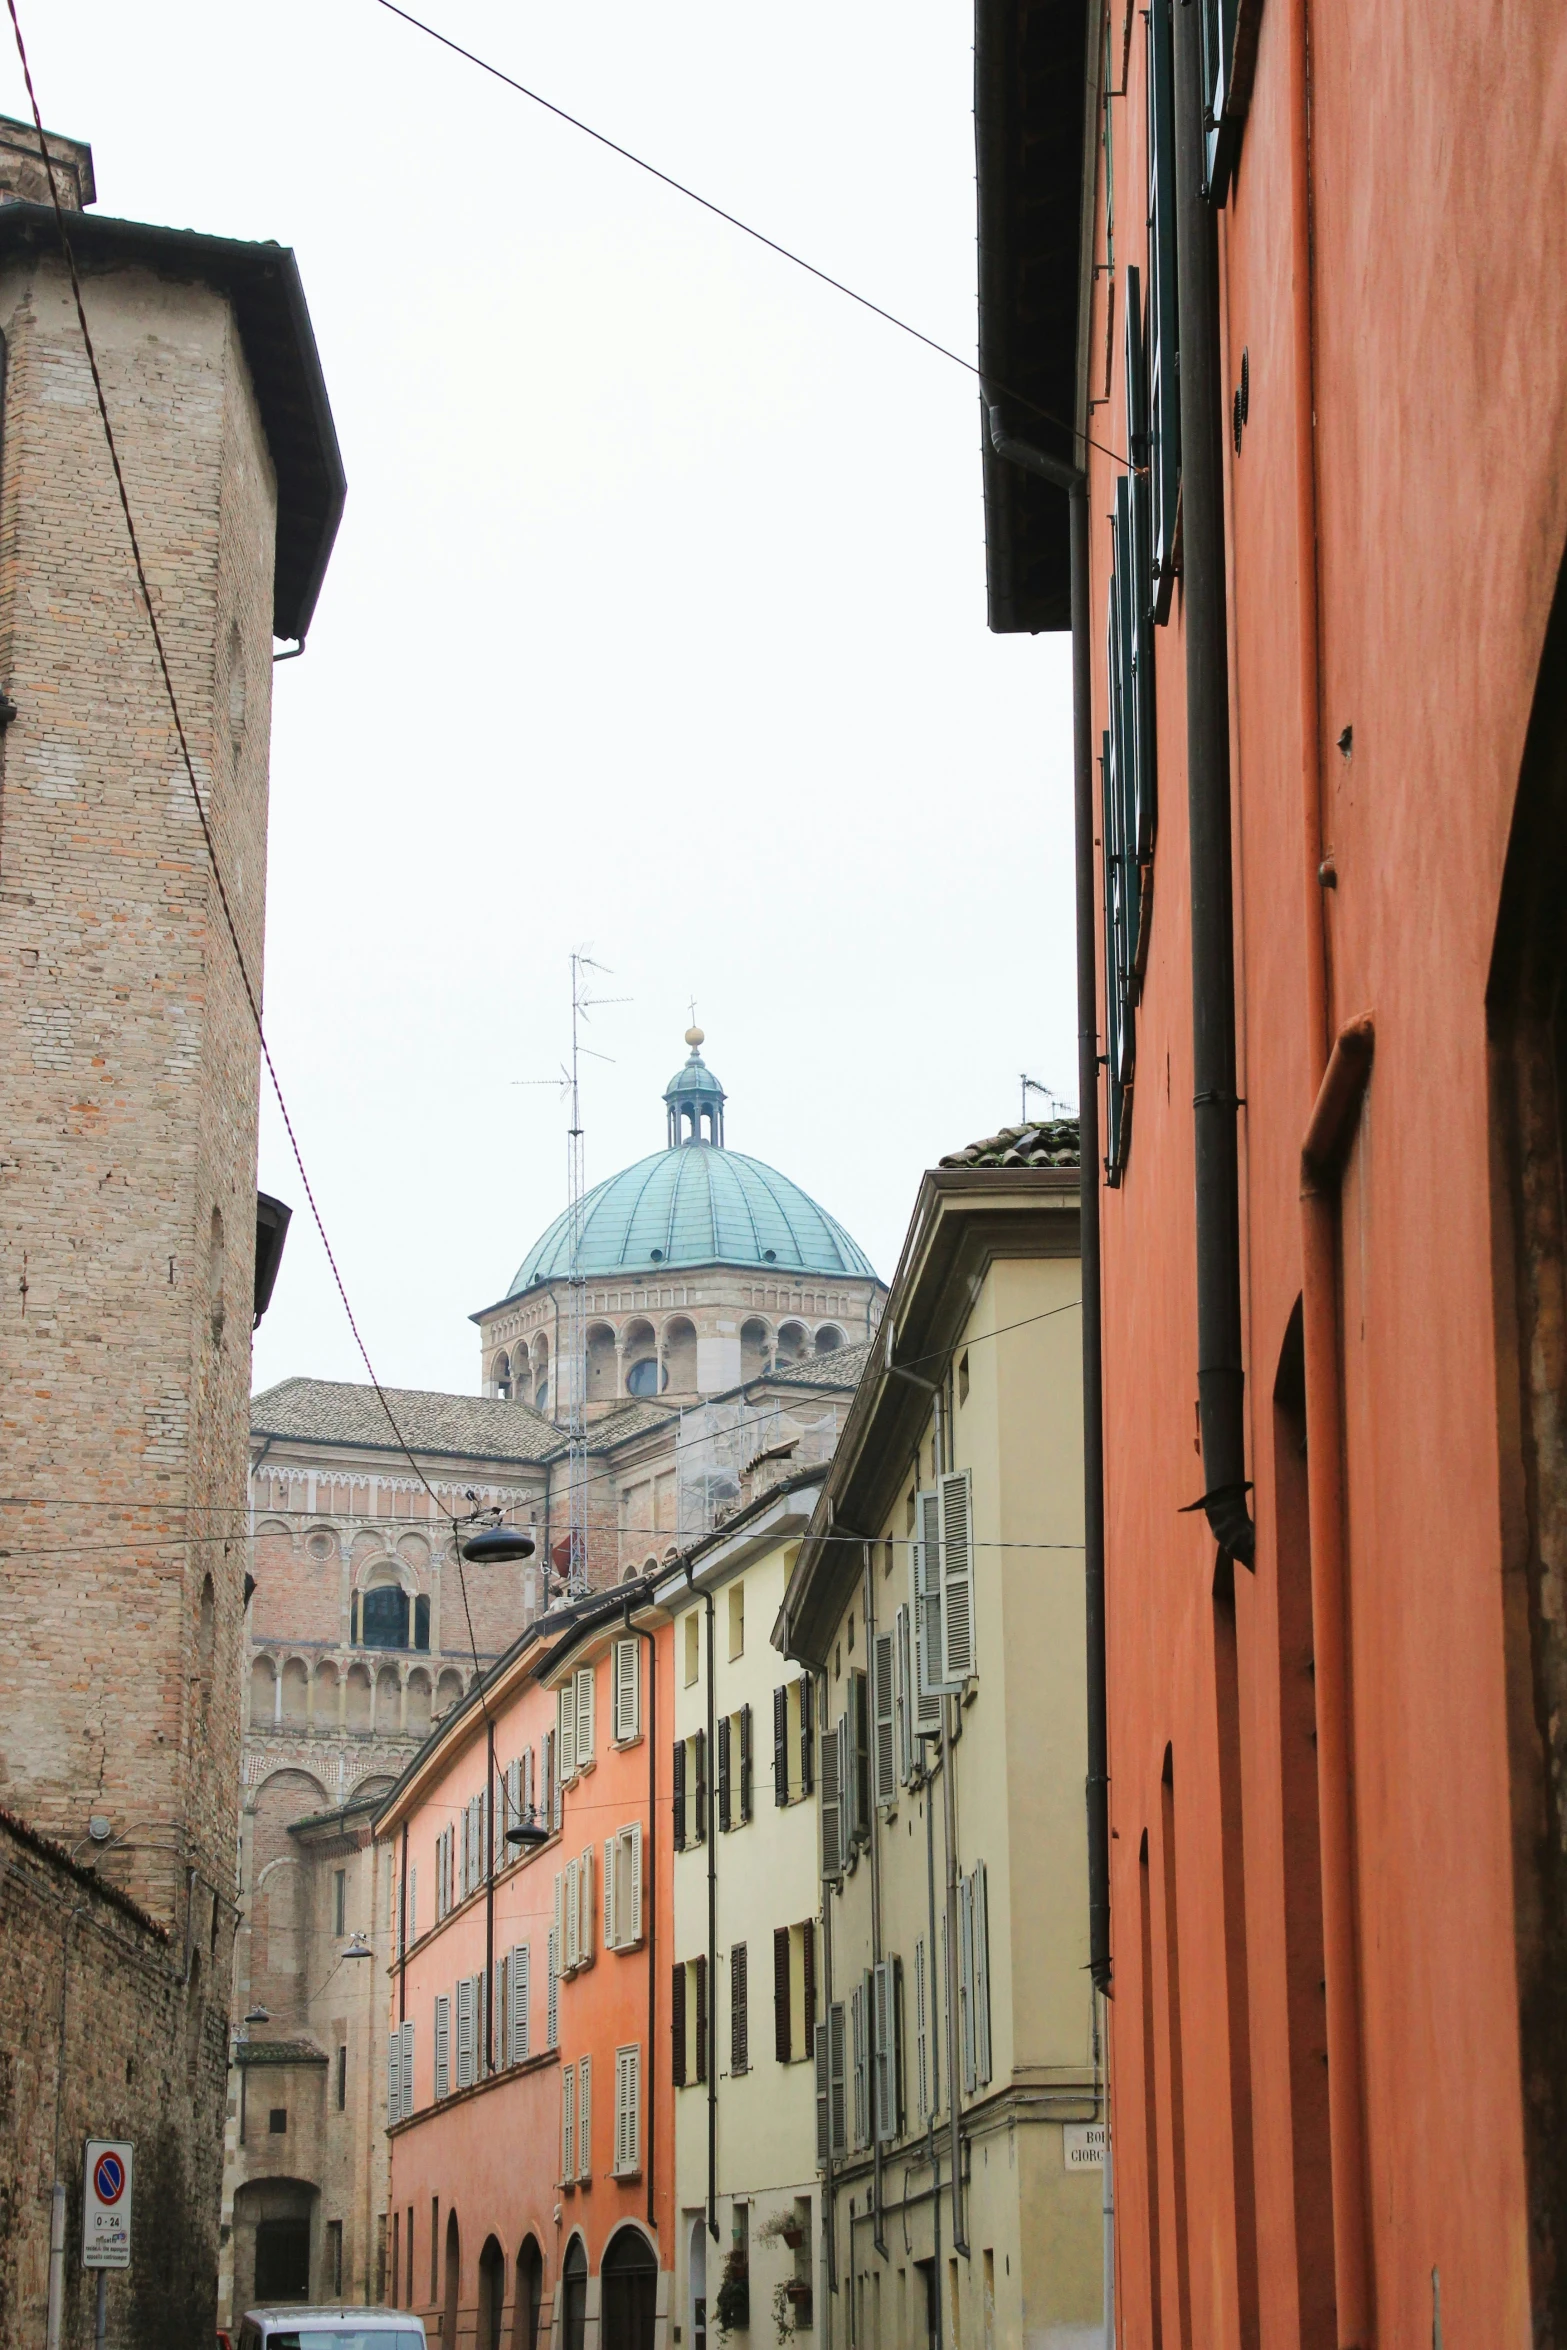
[815,1324,846,1355]
[740,1319,770,1380]
[627,1358,662,1399]
[492,1350,511,1399]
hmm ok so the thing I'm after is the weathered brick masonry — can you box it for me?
[0,124,341,2348]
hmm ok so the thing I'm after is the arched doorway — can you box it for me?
[478,2236,506,2350]
[561,2235,588,2350]
[512,2236,544,2350]
[601,2228,658,2350]
[235,2178,317,2308]
[443,2210,461,2350]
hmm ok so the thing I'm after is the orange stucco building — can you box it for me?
[977,0,1567,2345]
[377,1585,674,2350]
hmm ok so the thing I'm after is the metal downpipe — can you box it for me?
[1171,0,1255,1570]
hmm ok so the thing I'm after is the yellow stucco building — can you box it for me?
[774,1124,1105,2350]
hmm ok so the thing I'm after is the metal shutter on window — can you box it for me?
[510,1945,530,2063]
[939,1470,976,1685]
[873,1630,897,1806]
[775,1927,792,2064]
[774,1686,789,1806]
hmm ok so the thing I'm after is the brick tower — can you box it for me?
[0,119,342,2346]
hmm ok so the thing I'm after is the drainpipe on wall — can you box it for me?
[706,1581,719,2243]
[819,1665,838,2320]
[399,1820,409,2025]
[864,1546,888,2261]
[982,411,1110,1994]
[1171,0,1255,1573]
[485,1717,496,2073]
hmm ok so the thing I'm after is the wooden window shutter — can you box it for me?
[1123,265,1157,873]
[388,2032,400,2126]
[800,1681,815,1795]
[820,1714,843,1881]
[615,2044,641,2174]
[958,1872,976,2096]
[972,1860,992,2087]
[400,2019,414,2119]
[1197,0,1246,199]
[774,1926,792,2064]
[1146,0,1180,624]
[510,1944,530,2063]
[547,1927,559,2049]
[773,1686,789,1807]
[828,2000,847,2155]
[578,1843,594,1964]
[576,1663,594,1768]
[802,1918,816,2048]
[672,1963,687,2088]
[564,1856,580,1971]
[434,1993,451,2101]
[615,1637,640,1741]
[718,1714,732,1834]
[561,2062,575,2184]
[873,1958,903,2143]
[851,1977,867,2149]
[627,1820,643,1945]
[939,1469,977,1685]
[558,1684,576,1781]
[851,1672,871,1842]
[694,1955,708,2086]
[912,1491,951,1708]
[914,1938,930,2123]
[577,2051,592,2180]
[408,1864,417,1946]
[604,1836,618,1951]
[507,1757,522,1836]
[456,1974,476,2090]
[894,1606,914,1785]
[694,1729,708,1844]
[740,1702,754,1823]
[814,2020,829,2167]
[673,1736,687,1851]
[731,1940,749,2075]
[873,1630,897,1807]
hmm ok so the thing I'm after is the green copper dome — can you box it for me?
[506,1031,877,1295]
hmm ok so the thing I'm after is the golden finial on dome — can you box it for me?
[685,1003,704,1049]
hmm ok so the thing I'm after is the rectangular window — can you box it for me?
[672,1961,688,2088]
[333,1869,347,1938]
[578,2051,593,2182]
[728,1578,745,1661]
[328,2219,343,2298]
[820,1714,844,1881]
[773,1684,790,1807]
[673,1735,688,1850]
[718,1713,732,1833]
[562,2062,576,2185]
[693,1730,708,1844]
[731,1941,749,2075]
[615,2044,641,2175]
[695,1955,709,2086]
[774,1925,793,2063]
[894,1606,914,1785]
[873,1957,904,2144]
[873,1629,897,1808]
[914,1938,931,2124]
[577,1843,595,1966]
[605,1820,643,1949]
[336,2043,347,2111]
[456,1973,477,2091]
[939,1470,977,1685]
[911,1492,950,1712]
[684,1610,700,1688]
[851,1977,868,2150]
[848,1671,871,1846]
[575,1663,595,1769]
[547,1927,559,2049]
[408,1865,417,1945]
[388,2032,400,2126]
[558,1683,577,1782]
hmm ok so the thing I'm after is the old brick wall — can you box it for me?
[0,250,275,1928]
[0,1810,230,2350]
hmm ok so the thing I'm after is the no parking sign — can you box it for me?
[83,2141,133,2269]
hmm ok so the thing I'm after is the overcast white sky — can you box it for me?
[8,0,1074,1396]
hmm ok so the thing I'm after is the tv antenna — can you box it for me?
[1020,1074,1073,1125]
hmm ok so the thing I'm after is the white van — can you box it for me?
[240,2312,428,2350]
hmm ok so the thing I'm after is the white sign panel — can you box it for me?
[1063,2123,1106,2171]
[83,2140,133,2269]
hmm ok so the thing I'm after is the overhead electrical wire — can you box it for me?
[370,0,1132,473]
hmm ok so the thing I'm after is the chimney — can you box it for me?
[0,114,94,211]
